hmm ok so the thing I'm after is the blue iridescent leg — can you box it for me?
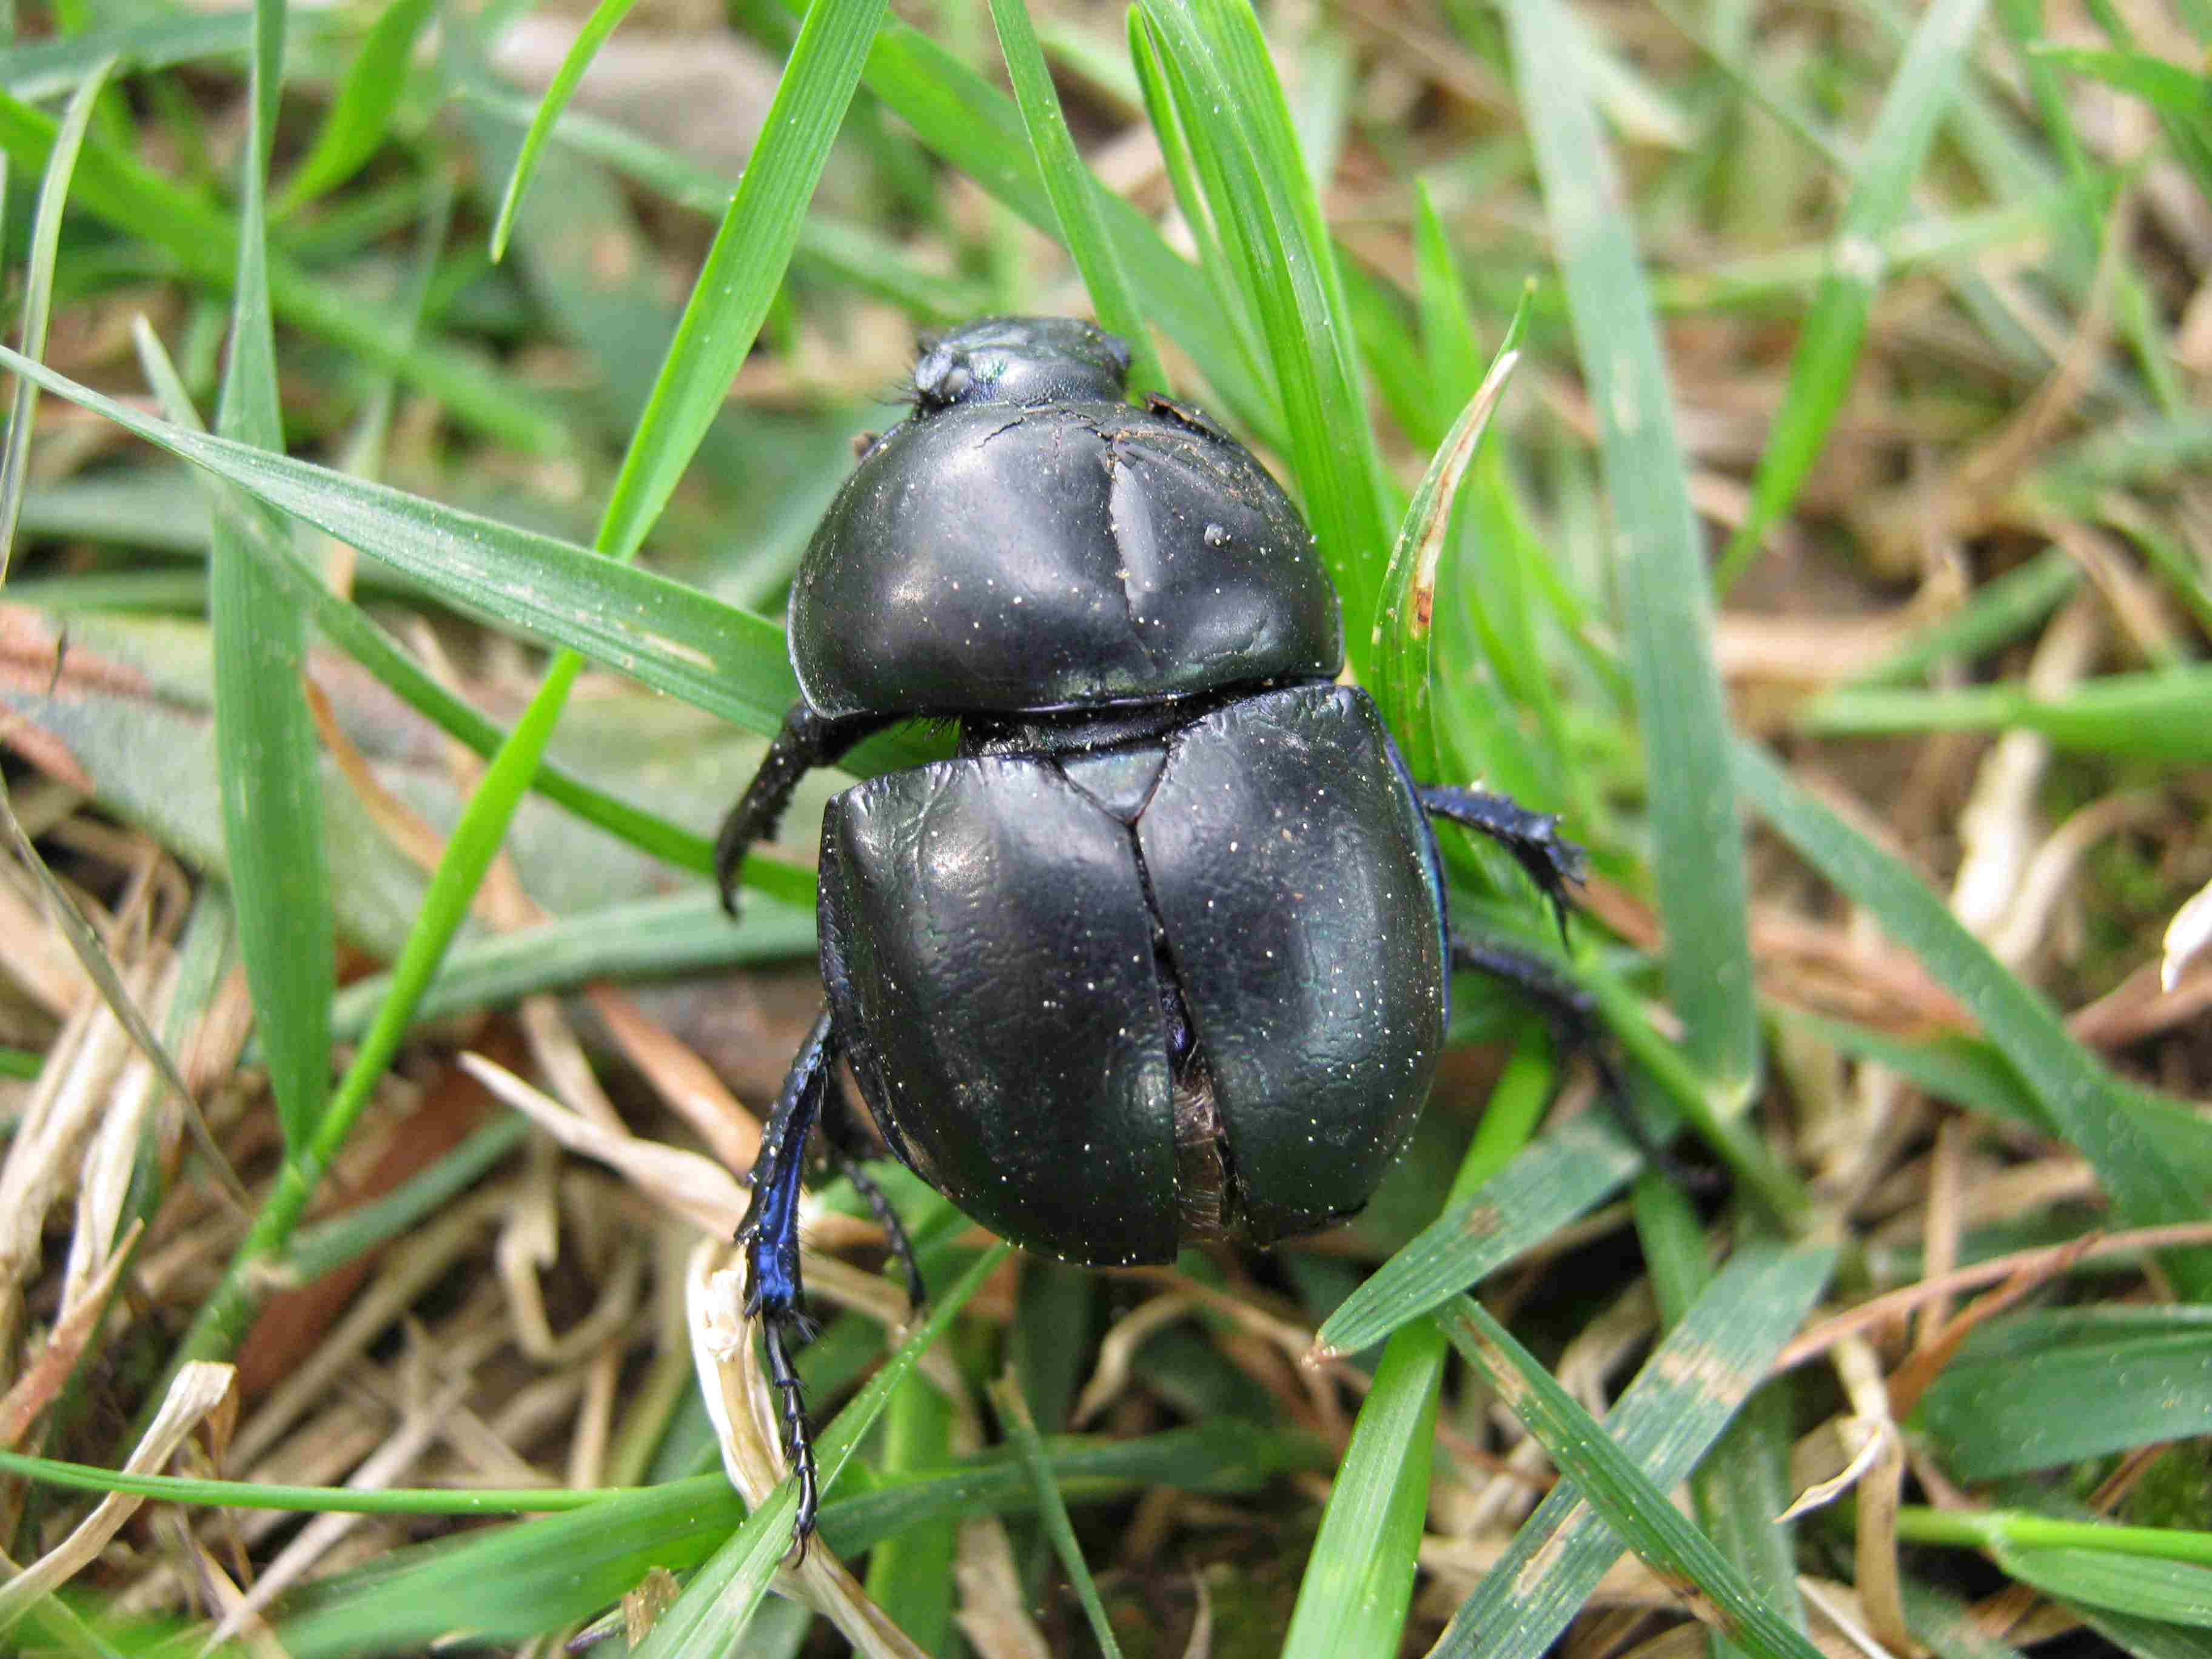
[736,1006,835,1550]
[1418,785,1586,942]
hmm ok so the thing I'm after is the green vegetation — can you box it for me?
[0,0,2205,1651]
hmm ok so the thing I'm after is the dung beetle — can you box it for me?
[719,316,1596,1548]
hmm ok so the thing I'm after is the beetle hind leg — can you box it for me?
[1450,936,1710,1185]
[819,1071,928,1315]
[736,1007,837,1548]
[1419,785,1586,941]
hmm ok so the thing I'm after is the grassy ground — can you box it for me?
[0,0,2207,1652]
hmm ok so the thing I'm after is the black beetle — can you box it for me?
[719,316,1595,1547]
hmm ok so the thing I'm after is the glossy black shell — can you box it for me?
[817,682,1448,1264]
[788,332,1342,718]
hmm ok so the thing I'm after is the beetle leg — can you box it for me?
[819,1071,928,1316]
[737,1006,836,1550]
[1449,936,1709,1184]
[716,702,894,917]
[1418,786,1587,942]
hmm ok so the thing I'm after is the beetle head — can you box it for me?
[911,315,1133,412]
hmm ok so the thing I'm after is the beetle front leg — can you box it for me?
[1419,785,1587,941]
[716,702,893,917]
[737,1006,836,1551]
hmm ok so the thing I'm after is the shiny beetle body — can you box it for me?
[719,317,1589,1547]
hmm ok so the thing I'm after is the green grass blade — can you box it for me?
[1370,287,1529,782]
[1312,1114,1641,1358]
[1137,0,1394,646]
[810,3,1281,444]
[592,0,885,567]
[632,1244,1013,1657]
[0,344,803,737]
[324,892,813,1042]
[1284,1038,1553,1658]
[460,84,989,321]
[1920,1310,2212,1478]
[1280,1321,1444,1658]
[1714,0,1991,589]
[1430,1242,1833,1657]
[2033,42,2212,126]
[210,0,334,1151]
[1997,1548,2212,1627]
[487,0,645,261]
[250,1419,1306,1651]
[1733,738,2212,1299]
[1800,668,2212,763]
[1504,0,1759,1106]
[987,0,1164,395]
[1443,1295,1830,1659]
[275,0,438,212]
[1127,10,1268,403]
[860,1373,956,1650]
[0,86,569,452]
[1844,547,2080,687]
[992,1375,1125,1659]
[0,12,332,97]
[1413,183,1484,437]
[0,53,110,582]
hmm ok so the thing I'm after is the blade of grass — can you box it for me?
[1503,0,1759,1107]
[1802,668,2212,762]
[122,1420,1306,1651]
[275,0,438,212]
[592,0,886,568]
[797,0,1281,444]
[1311,1113,1641,1359]
[0,62,247,1208]
[0,343,802,738]
[632,1244,1013,1657]
[986,0,1164,395]
[861,1373,957,1651]
[1733,738,2212,1299]
[2008,1553,2212,1627]
[323,891,814,1042]
[1429,1240,1833,1658]
[1283,1032,1553,1659]
[0,86,569,452]
[1370,287,1529,783]
[0,12,340,99]
[460,84,989,322]
[1126,10,1268,406]
[1919,1309,2212,1477]
[123,326,734,897]
[1138,0,1394,645]
[1714,0,1991,591]
[210,0,335,1153]
[992,1376,1124,1659]
[147,0,885,1418]
[487,0,646,261]
[1444,1295,1831,1659]
[0,55,109,581]
[1412,184,1484,437]
[1843,546,2080,687]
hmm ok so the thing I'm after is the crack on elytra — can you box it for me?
[1126,823,1236,1242]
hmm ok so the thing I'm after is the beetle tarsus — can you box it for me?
[761,1313,819,1557]
[716,703,891,918]
[1418,785,1587,942]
